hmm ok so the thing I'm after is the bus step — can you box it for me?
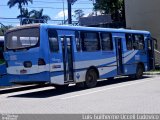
[64,80,74,84]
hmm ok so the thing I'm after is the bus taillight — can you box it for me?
[24,61,32,68]
[38,58,46,66]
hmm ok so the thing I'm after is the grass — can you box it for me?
[149,69,160,72]
[0,59,5,65]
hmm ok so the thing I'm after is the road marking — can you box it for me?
[61,79,151,100]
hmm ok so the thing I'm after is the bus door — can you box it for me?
[147,38,155,70]
[61,36,74,83]
[115,37,124,75]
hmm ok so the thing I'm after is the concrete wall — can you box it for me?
[125,0,160,65]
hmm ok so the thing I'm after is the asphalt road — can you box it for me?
[0,75,160,114]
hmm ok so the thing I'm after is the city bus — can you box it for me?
[4,24,154,88]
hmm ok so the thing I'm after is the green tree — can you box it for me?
[29,9,51,23]
[17,8,31,24]
[17,8,51,24]
[0,25,13,36]
[7,0,33,25]
[74,9,84,21]
[91,0,125,22]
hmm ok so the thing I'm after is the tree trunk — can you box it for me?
[19,4,22,25]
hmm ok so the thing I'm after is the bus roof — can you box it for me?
[6,23,150,35]
[41,24,150,35]
[6,24,40,33]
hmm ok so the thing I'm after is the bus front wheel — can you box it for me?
[53,84,69,90]
[85,69,98,88]
[129,64,144,79]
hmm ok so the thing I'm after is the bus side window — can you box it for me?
[81,32,100,52]
[101,32,113,51]
[75,31,81,52]
[125,33,133,50]
[48,29,59,53]
[133,34,144,50]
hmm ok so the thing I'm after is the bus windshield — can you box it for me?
[6,27,39,50]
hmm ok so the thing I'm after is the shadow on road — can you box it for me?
[7,76,151,98]
[0,84,49,95]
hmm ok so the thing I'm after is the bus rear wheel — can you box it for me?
[85,69,98,88]
[135,64,144,79]
[107,77,114,80]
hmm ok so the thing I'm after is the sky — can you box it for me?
[0,0,94,26]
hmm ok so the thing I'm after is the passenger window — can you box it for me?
[101,33,113,51]
[75,31,81,51]
[48,30,59,53]
[126,34,133,50]
[133,34,144,50]
[81,32,100,52]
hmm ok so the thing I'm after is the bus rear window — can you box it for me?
[6,27,39,50]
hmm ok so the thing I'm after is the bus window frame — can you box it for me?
[5,27,40,51]
[100,32,113,51]
[80,31,101,52]
[132,34,145,50]
[125,33,133,50]
[75,31,81,52]
[48,29,59,53]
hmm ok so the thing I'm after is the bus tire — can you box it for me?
[53,84,69,90]
[76,82,85,88]
[135,64,144,79]
[85,69,98,88]
[107,77,114,80]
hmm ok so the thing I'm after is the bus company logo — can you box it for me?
[2,114,18,120]
[76,73,80,79]
[15,62,23,66]
[52,65,61,69]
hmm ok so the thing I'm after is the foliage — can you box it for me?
[7,0,33,24]
[0,59,5,65]
[74,9,84,21]
[91,0,125,22]
[0,25,13,36]
[17,8,51,24]
[29,9,51,23]
[17,8,33,24]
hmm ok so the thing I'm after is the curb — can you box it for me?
[144,72,160,75]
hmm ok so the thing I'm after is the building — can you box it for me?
[79,14,125,28]
[125,0,160,65]
[79,15,112,27]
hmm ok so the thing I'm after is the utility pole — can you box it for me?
[62,0,66,24]
[67,0,72,24]
[67,0,77,24]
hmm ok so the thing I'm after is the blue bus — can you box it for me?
[4,24,154,88]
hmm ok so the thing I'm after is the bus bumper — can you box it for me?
[8,71,50,85]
